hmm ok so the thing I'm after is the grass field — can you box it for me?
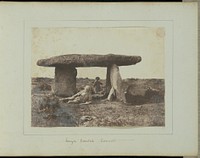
[31,77,165,127]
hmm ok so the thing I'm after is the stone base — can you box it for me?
[53,66,77,97]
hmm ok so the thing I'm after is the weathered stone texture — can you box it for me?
[37,54,142,98]
[53,66,77,97]
[37,54,141,67]
[107,64,126,102]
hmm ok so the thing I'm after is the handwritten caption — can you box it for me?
[65,138,116,145]
[65,138,134,145]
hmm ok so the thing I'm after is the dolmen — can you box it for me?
[37,54,142,101]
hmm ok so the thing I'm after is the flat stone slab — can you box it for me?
[37,54,141,67]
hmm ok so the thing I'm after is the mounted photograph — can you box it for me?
[0,2,198,156]
[31,27,165,127]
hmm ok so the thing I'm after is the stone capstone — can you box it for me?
[37,54,141,67]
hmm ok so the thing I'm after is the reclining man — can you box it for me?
[60,85,93,104]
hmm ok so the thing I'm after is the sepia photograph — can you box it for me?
[31,27,165,127]
[0,2,198,156]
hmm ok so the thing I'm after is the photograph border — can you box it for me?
[24,19,173,136]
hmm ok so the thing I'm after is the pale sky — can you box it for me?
[32,27,164,79]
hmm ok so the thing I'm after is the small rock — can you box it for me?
[80,116,96,122]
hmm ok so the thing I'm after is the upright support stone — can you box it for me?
[107,64,126,102]
[105,66,111,95]
[54,66,77,97]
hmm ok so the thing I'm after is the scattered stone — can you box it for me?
[125,86,164,105]
[80,116,96,123]
[43,114,58,120]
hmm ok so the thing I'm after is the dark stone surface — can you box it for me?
[54,66,77,97]
[124,85,164,105]
[37,54,142,67]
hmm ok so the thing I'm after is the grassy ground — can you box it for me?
[31,77,165,127]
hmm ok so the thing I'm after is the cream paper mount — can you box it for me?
[0,2,198,156]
